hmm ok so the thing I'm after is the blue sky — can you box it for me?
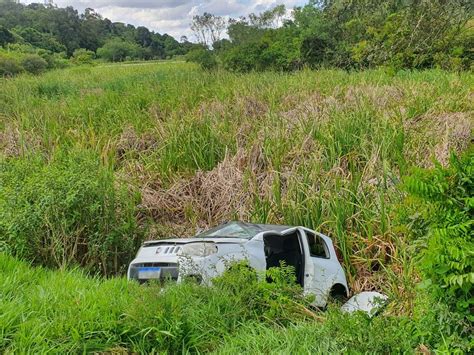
[22,1,308,39]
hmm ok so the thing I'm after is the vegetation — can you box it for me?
[0,61,472,351]
[0,1,471,352]
[403,150,474,324]
[189,0,473,71]
[0,149,141,274]
[0,0,200,75]
[0,254,468,353]
[1,1,472,77]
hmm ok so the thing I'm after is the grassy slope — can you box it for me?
[0,63,472,352]
[0,254,426,353]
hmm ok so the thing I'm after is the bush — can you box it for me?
[185,47,217,70]
[20,54,48,74]
[97,38,143,62]
[72,48,95,65]
[0,150,142,275]
[0,55,22,77]
[403,149,473,349]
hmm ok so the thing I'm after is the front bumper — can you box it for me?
[128,262,179,282]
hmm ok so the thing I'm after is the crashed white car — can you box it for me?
[128,221,349,307]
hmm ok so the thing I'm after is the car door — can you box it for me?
[302,229,333,306]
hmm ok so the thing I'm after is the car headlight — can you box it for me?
[181,243,218,257]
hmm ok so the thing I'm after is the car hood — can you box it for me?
[143,237,249,246]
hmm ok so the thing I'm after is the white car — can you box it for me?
[128,221,349,307]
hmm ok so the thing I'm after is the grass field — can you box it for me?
[0,62,473,352]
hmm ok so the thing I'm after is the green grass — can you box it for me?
[0,254,452,353]
[1,62,472,276]
[0,63,472,352]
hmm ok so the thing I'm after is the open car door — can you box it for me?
[301,229,337,307]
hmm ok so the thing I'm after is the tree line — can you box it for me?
[188,0,473,71]
[0,0,199,66]
[0,0,472,76]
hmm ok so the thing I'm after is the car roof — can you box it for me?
[252,223,294,232]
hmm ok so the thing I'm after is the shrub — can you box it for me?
[20,54,48,74]
[0,150,143,275]
[185,47,218,70]
[221,42,264,72]
[72,48,95,65]
[0,55,22,76]
[97,38,143,62]
[121,262,313,353]
[403,149,473,344]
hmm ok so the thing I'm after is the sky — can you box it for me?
[22,1,307,40]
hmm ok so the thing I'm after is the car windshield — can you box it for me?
[196,222,261,239]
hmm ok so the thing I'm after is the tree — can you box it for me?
[227,18,265,45]
[13,27,66,53]
[96,38,142,62]
[191,12,227,47]
[186,47,217,70]
[0,1,195,59]
[136,26,152,47]
[0,25,14,47]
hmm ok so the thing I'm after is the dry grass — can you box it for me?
[140,150,252,237]
[349,234,398,293]
[235,95,269,119]
[116,126,158,160]
[280,92,334,128]
[0,124,40,157]
[342,85,405,111]
[406,111,473,167]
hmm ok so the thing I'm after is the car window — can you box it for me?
[306,231,329,258]
[197,222,260,239]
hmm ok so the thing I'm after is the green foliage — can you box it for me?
[71,48,95,65]
[0,54,22,76]
[221,41,264,72]
[0,62,472,352]
[13,27,66,53]
[0,1,194,59]
[217,0,473,71]
[0,25,14,47]
[404,149,474,323]
[20,53,48,74]
[2,254,469,353]
[97,38,143,62]
[186,47,218,70]
[0,150,142,275]
[157,116,227,176]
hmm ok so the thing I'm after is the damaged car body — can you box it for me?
[128,221,349,307]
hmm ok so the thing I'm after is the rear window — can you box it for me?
[197,222,261,239]
[306,232,329,258]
